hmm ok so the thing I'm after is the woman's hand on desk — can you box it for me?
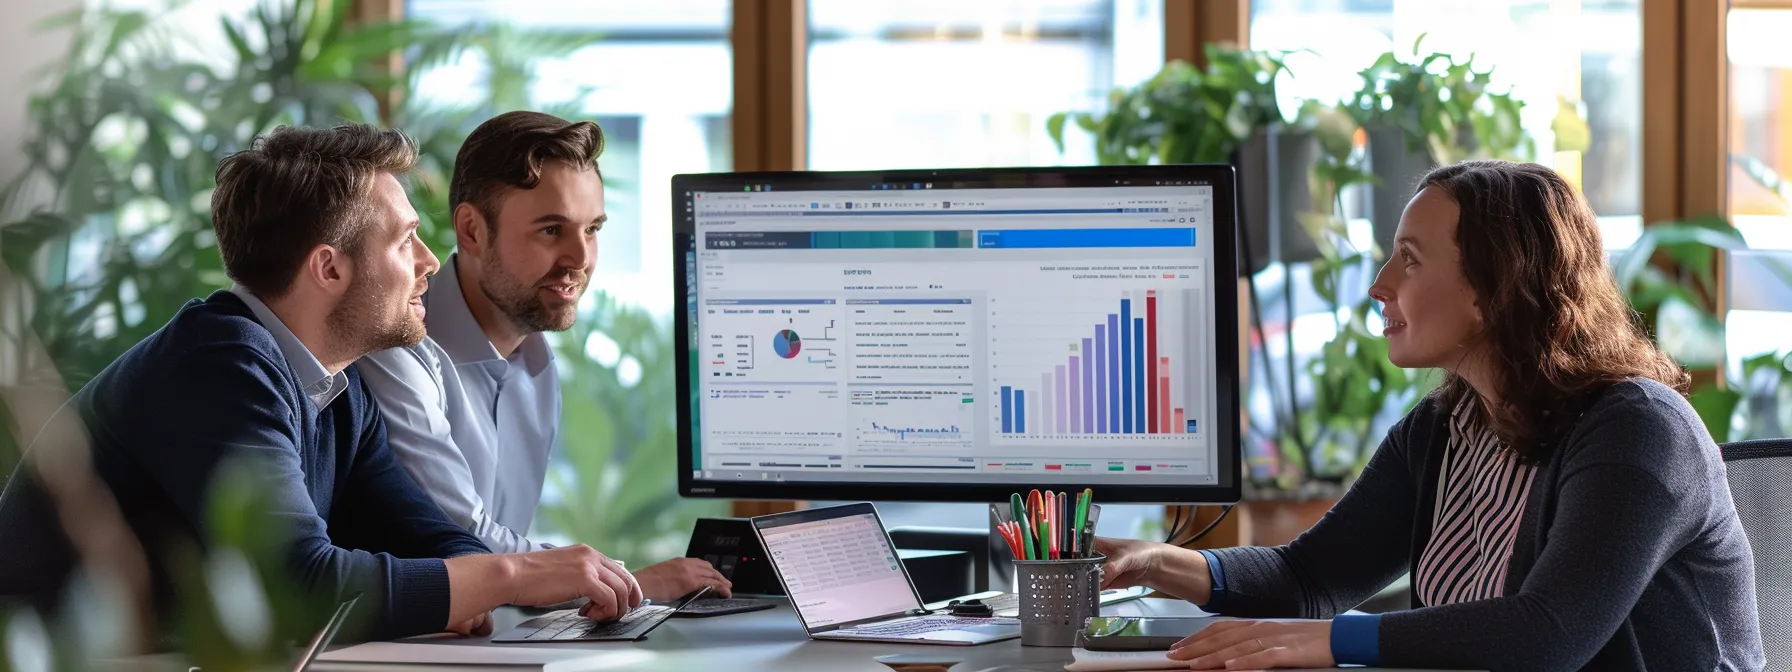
[1168,620,1333,670]
[632,557,734,602]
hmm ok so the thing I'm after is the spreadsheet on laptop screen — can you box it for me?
[757,512,919,628]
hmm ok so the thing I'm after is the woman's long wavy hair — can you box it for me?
[1421,160,1687,460]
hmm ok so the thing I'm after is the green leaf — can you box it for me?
[1688,384,1741,444]
[1045,112,1069,153]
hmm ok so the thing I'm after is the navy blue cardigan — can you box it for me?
[0,291,489,640]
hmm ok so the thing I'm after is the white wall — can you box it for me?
[0,0,79,188]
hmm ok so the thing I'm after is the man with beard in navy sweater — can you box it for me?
[0,124,644,642]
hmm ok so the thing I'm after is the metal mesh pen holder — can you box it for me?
[1013,555,1104,647]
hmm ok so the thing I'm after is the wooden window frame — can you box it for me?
[367,0,1733,528]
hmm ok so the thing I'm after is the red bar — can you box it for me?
[1159,357,1171,435]
[1045,464,1063,471]
[1173,408,1185,434]
[1135,464,1152,471]
[1146,291,1159,433]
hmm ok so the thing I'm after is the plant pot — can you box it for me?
[1233,127,1324,275]
[1238,497,1339,547]
[1365,124,1437,256]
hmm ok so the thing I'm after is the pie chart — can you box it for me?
[772,329,802,359]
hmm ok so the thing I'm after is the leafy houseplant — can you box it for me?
[1046,46,1290,166]
[1347,36,1551,252]
[1346,36,1535,165]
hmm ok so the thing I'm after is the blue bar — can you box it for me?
[1001,386,1014,433]
[1120,299,1133,434]
[1094,325,1107,434]
[1106,315,1119,434]
[1015,390,1026,434]
[1134,317,1146,434]
[977,228,1196,249]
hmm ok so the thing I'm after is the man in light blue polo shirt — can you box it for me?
[358,111,730,602]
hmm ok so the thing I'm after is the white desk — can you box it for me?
[291,597,1460,672]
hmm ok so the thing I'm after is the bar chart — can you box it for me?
[991,289,1196,440]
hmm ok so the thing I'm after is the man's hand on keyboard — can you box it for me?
[633,557,734,601]
[503,544,643,621]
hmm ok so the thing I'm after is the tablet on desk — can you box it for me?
[1080,616,1214,651]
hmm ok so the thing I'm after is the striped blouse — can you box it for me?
[1414,396,1540,606]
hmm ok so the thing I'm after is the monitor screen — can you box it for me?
[753,504,920,630]
[673,166,1240,504]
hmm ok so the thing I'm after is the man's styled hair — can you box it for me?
[211,124,418,298]
[447,110,605,230]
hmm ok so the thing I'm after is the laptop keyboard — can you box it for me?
[840,616,1019,638]
[519,605,674,641]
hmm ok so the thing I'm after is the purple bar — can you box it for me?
[1094,327,1107,433]
[1054,365,1068,434]
[1080,338,1094,432]
[1069,356,1081,434]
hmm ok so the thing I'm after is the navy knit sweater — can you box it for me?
[0,291,489,640]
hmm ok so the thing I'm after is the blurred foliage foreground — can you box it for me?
[0,0,720,667]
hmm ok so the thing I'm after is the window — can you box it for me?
[1724,5,1792,439]
[804,0,1166,535]
[410,0,733,316]
[407,0,734,564]
[1240,0,1644,485]
[806,0,1164,171]
[1250,0,1644,247]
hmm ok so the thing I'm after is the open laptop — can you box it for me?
[751,502,1021,645]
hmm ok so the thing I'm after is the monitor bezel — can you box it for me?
[672,164,1242,505]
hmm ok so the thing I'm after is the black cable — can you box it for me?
[1185,505,1234,546]
[1162,504,1187,544]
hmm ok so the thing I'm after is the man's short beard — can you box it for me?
[328,265,423,355]
[477,242,584,334]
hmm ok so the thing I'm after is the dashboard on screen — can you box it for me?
[673,167,1240,504]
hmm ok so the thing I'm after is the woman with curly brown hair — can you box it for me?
[1096,161,1763,671]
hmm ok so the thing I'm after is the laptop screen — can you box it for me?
[755,506,920,628]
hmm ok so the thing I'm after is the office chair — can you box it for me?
[1721,438,1792,669]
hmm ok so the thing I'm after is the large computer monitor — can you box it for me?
[672,166,1240,504]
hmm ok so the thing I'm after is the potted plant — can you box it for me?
[1345,35,1556,253]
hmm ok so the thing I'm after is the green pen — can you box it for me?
[1010,493,1025,530]
[1073,489,1090,557]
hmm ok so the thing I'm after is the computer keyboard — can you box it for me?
[511,605,675,641]
[841,616,1020,638]
[675,597,778,617]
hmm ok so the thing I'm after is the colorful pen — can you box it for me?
[1073,489,1090,557]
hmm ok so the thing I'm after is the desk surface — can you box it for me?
[291,597,1456,672]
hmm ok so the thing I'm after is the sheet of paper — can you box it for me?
[315,642,626,671]
[1062,648,1184,672]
